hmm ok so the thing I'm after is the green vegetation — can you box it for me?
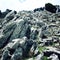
[42,56,48,60]
[38,46,48,52]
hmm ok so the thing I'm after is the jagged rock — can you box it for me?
[29,43,37,57]
[34,53,44,60]
[0,9,12,18]
[34,7,44,12]
[30,29,39,40]
[9,20,30,41]
[0,4,60,60]
[1,38,38,60]
[42,37,53,46]
[22,40,37,57]
[11,47,23,60]
[43,47,60,59]
[0,10,2,18]
[0,22,17,48]
[37,22,45,27]
[48,54,59,60]
[4,10,17,23]
[34,48,40,56]
[1,48,11,60]
[45,3,57,13]
[3,37,27,50]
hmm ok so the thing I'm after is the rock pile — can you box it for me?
[0,3,60,60]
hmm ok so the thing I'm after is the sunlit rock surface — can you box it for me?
[0,7,60,60]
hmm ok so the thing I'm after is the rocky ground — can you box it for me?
[0,8,60,60]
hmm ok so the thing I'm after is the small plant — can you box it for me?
[42,56,48,60]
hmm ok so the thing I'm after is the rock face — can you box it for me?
[0,4,60,60]
[45,3,57,13]
[1,38,38,60]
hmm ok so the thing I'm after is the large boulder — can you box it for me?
[45,3,57,13]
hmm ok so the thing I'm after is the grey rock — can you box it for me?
[9,20,30,41]
[5,11,17,20]
[0,22,17,48]
[1,48,11,60]
[11,47,23,60]
[34,53,44,60]
[48,54,59,60]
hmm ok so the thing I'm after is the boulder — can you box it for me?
[45,3,57,13]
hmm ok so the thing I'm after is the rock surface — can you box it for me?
[0,4,60,60]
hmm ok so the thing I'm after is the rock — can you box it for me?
[22,40,37,57]
[1,48,11,60]
[45,3,57,13]
[48,54,59,60]
[1,4,60,60]
[0,9,12,18]
[37,22,45,28]
[9,20,30,41]
[34,7,44,12]
[3,37,27,50]
[26,58,33,60]
[42,37,53,46]
[0,10,2,18]
[43,47,60,59]
[34,53,44,60]
[25,25,31,39]
[30,29,39,40]
[29,43,37,57]
[0,22,17,48]
[34,48,40,56]
[11,47,23,60]
[2,9,12,18]
[4,10,17,23]
[1,37,38,60]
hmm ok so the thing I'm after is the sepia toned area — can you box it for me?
[0,3,60,60]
